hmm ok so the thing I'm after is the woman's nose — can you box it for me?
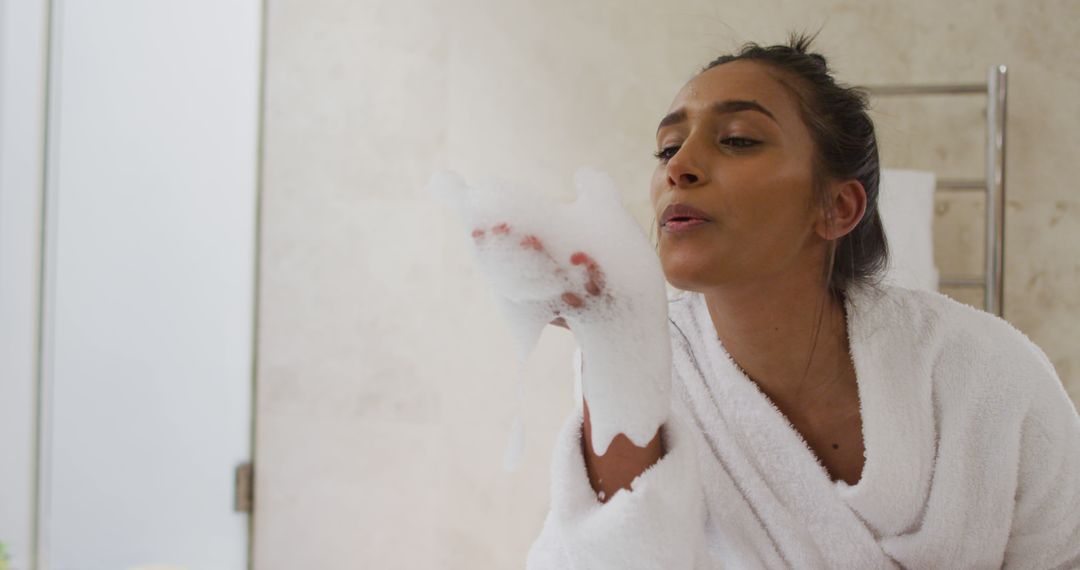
[665,145,708,189]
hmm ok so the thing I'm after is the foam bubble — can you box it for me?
[428,166,672,456]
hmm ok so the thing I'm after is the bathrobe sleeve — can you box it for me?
[526,351,712,570]
[525,409,711,570]
[1002,345,1080,569]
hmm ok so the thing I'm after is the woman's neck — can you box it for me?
[701,276,853,414]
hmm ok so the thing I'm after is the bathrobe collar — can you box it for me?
[669,281,937,566]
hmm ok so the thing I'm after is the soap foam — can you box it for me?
[427,167,672,456]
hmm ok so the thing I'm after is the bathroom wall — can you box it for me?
[254,0,1080,567]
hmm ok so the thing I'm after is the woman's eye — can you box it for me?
[653,146,679,162]
[721,137,760,149]
[653,137,760,162]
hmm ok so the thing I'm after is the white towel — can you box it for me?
[877,169,939,292]
[527,282,1080,569]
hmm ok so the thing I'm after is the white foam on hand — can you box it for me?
[427,166,672,456]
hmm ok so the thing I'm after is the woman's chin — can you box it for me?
[660,256,718,292]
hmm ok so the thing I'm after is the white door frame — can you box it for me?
[1,0,265,567]
[0,0,50,568]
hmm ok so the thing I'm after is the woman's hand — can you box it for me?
[429,167,672,457]
[468,220,610,336]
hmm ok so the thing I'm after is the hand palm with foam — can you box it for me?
[428,167,672,454]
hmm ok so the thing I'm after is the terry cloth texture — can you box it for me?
[527,283,1080,569]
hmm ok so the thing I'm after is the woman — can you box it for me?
[521,34,1080,568]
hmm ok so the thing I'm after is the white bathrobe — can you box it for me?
[526,283,1080,569]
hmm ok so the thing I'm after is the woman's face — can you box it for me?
[650,60,826,293]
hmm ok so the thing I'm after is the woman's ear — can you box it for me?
[814,179,867,240]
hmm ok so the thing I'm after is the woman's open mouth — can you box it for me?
[663,218,709,232]
[660,203,712,233]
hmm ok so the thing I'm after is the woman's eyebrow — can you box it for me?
[656,100,778,134]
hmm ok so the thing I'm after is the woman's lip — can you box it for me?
[662,219,710,232]
[660,203,713,225]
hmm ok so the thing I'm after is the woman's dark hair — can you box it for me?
[701,31,889,303]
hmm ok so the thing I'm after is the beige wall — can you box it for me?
[254,0,1080,567]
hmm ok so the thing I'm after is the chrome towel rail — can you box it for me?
[860,65,1007,316]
